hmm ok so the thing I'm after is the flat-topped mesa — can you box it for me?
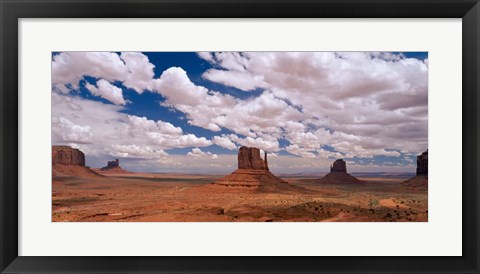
[52,145,85,166]
[330,159,347,172]
[416,150,428,176]
[238,146,269,170]
[52,146,101,178]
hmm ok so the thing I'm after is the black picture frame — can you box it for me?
[1,0,479,273]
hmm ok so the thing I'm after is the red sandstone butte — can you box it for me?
[213,146,306,192]
[238,146,269,170]
[52,145,85,166]
[52,145,101,178]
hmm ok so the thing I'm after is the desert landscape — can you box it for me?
[51,51,428,222]
[52,146,428,222]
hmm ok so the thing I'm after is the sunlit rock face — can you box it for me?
[52,146,101,178]
[52,146,85,166]
[238,146,268,170]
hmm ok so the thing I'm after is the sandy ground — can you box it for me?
[52,173,428,222]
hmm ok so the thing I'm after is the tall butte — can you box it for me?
[318,159,365,184]
[213,146,305,192]
[402,150,428,188]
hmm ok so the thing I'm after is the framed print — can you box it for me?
[48,50,429,223]
[1,0,479,273]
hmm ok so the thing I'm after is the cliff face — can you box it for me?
[238,146,269,170]
[52,146,85,166]
[402,150,428,188]
[52,146,101,178]
[416,150,428,176]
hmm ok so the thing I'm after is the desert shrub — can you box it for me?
[368,200,379,207]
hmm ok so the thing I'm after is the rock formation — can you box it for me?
[52,146,101,178]
[52,146,85,166]
[101,159,120,170]
[213,146,305,192]
[238,147,269,170]
[416,150,428,176]
[99,159,130,174]
[330,159,347,172]
[106,159,119,168]
[319,159,365,184]
[402,150,428,188]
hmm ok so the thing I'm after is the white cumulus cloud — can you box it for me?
[109,144,168,159]
[85,79,127,105]
[52,117,93,144]
[197,52,428,158]
[186,148,218,159]
[212,135,237,150]
[52,52,155,94]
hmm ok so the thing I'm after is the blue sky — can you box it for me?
[52,52,428,173]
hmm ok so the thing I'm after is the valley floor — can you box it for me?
[52,173,427,222]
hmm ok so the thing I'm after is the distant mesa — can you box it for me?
[99,159,130,174]
[213,146,306,192]
[103,159,120,169]
[318,159,365,184]
[52,146,101,178]
[402,150,428,188]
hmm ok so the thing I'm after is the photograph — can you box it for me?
[51,51,429,222]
